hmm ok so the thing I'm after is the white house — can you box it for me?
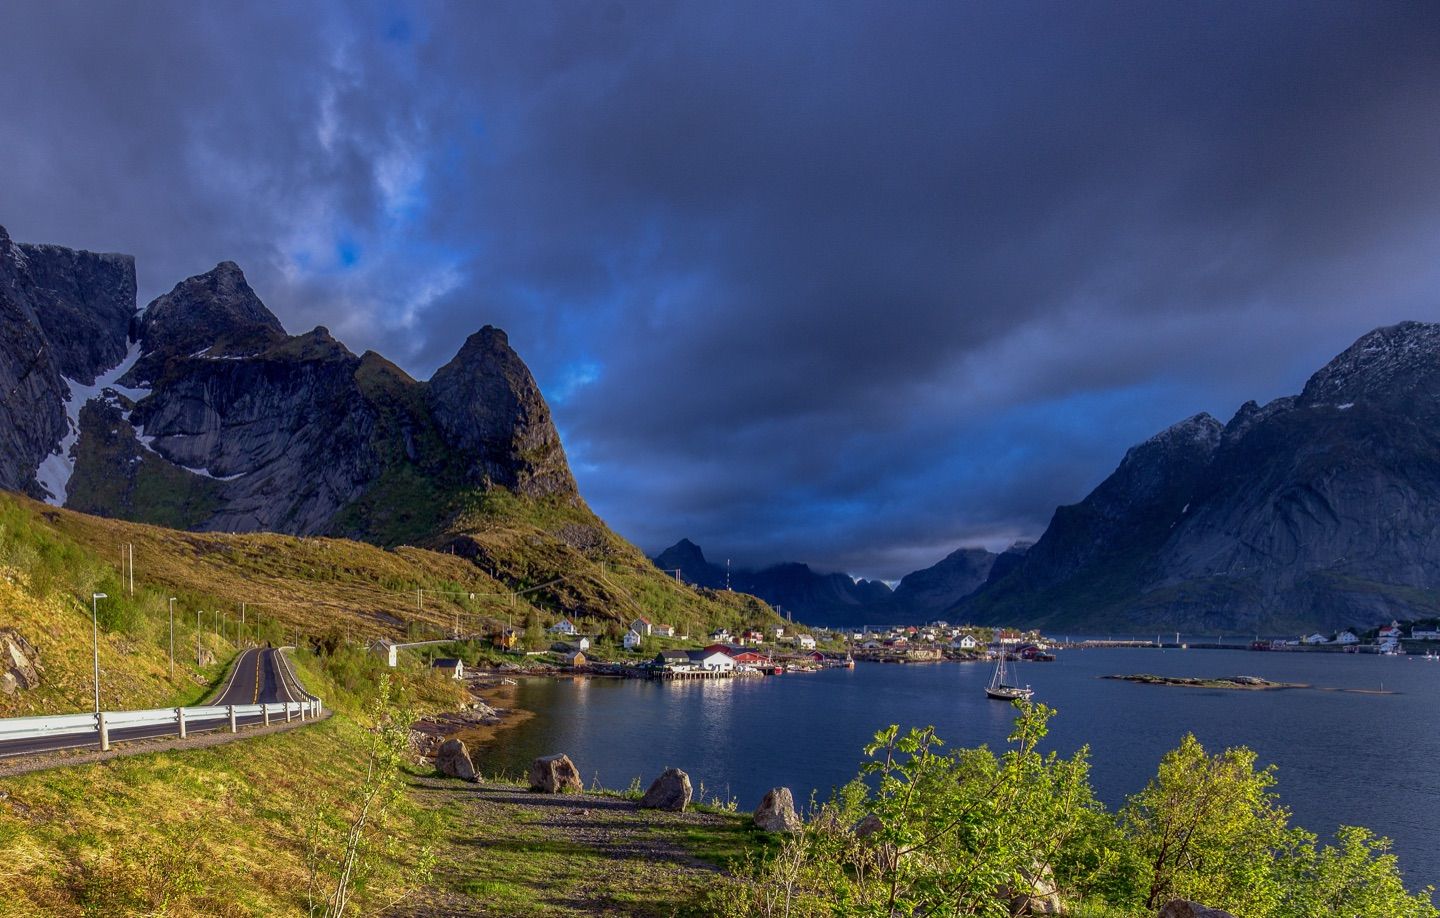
[1411,626,1440,640]
[630,616,653,636]
[709,627,732,642]
[1377,621,1403,641]
[1301,633,1330,645]
[624,629,643,651]
[951,634,978,650]
[1335,631,1359,645]
[688,649,736,672]
[548,618,578,636]
[653,623,676,638]
[769,625,786,639]
[796,634,817,650]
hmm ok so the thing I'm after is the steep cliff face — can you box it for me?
[967,322,1440,632]
[0,226,582,544]
[0,226,135,497]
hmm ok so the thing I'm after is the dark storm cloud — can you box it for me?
[3,1,1439,579]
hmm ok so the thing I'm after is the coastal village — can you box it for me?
[374,614,1064,682]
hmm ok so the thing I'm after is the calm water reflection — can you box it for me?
[478,648,1440,888]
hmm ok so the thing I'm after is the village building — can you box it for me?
[1301,633,1330,645]
[655,648,691,668]
[796,634,817,650]
[653,623,676,638]
[370,638,399,667]
[1411,625,1440,640]
[561,650,586,667]
[688,649,736,672]
[630,616,654,636]
[951,634,978,650]
[551,637,590,654]
[1335,631,1359,645]
[432,658,464,679]
[548,618,578,636]
[623,629,643,651]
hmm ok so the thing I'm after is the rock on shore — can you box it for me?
[529,753,583,793]
[639,767,692,812]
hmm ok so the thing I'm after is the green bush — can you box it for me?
[720,705,1438,918]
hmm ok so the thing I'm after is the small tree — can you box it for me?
[303,674,431,916]
[1121,733,1292,914]
[523,609,545,651]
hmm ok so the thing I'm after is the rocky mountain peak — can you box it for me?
[1299,321,1440,406]
[136,261,285,367]
[427,325,578,499]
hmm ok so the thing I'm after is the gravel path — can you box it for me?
[394,776,752,917]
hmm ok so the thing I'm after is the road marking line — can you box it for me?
[210,649,252,705]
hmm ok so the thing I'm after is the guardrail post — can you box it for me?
[262,703,270,727]
[227,705,237,733]
[97,711,110,752]
[177,706,186,739]
[286,702,293,723]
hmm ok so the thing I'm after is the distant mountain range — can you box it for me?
[661,322,1440,635]
[651,537,1029,627]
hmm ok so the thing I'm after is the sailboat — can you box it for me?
[985,651,1034,701]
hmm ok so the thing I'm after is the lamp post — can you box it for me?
[168,598,176,678]
[196,611,202,665]
[91,592,107,713]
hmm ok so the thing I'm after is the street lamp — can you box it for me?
[196,611,202,665]
[91,593,107,713]
[168,598,176,678]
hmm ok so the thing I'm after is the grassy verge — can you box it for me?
[0,716,434,917]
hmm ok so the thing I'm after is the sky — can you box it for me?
[2,2,1439,580]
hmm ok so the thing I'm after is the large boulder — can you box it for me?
[1159,902,1237,918]
[752,787,802,832]
[529,753,583,793]
[434,738,476,781]
[639,767,692,812]
[0,629,41,695]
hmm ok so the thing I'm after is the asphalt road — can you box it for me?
[0,648,313,760]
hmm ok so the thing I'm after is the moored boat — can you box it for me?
[985,651,1034,700]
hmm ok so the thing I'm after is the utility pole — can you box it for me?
[726,559,731,591]
[417,588,422,611]
[128,543,134,597]
[168,598,176,678]
[91,593,107,713]
[196,611,202,665]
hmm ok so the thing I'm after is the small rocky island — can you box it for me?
[1103,674,1305,690]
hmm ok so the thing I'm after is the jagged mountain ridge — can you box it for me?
[0,224,576,541]
[963,321,1440,633]
[652,537,1014,626]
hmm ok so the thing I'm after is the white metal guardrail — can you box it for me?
[0,648,323,756]
[0,698,323,755]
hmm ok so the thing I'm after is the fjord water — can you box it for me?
[483,648,1440,889]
